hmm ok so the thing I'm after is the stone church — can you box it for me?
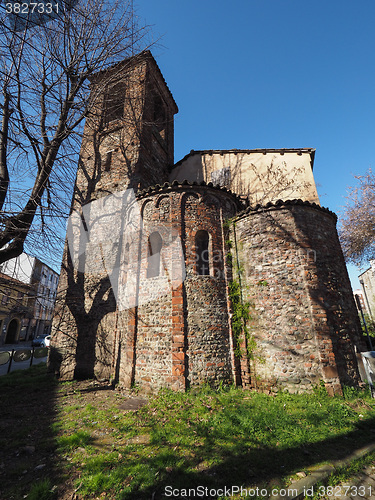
[50,51,365,395]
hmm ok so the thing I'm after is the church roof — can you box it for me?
[136,179,245,207]
[236,198,337,222]
[174,148,316,170]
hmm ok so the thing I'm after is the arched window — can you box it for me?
[147,232,162,278]
[195,230,210,276]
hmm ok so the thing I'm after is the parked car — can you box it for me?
[31,334,50,348]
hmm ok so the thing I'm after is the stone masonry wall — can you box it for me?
[291,203,366,391]
[116,182,241,391]
[234,201,364,394]
[181,188,237,386]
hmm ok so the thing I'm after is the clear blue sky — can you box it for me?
[135,0,375,289]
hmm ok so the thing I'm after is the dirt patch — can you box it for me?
[119,397,148,411]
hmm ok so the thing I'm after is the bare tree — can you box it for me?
[0,0,150,266]
[339,169,375,266]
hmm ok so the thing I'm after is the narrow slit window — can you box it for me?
[124,243,129,266]
[195,230,210,276]
[104,151,112,172]
[103,82,126,123]
[1,292,9,305]
[153,94,167,139]
[147,232,162,278]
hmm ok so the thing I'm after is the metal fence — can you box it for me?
[0,347,48,374]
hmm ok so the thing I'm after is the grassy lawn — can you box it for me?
[0,366,374,499]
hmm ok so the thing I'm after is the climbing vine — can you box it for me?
[228,279,256,358]
[225,220,256,359]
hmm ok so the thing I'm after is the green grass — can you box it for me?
[27,478,55,500]
[56,430,93,451]
[55,383,375,499]
[0,362,51,389]
[0,366,374,500]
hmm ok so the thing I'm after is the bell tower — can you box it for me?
[50,52,178,381]
[74,51,178,209]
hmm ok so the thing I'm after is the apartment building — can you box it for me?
[0,253,59,344]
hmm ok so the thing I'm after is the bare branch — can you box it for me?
[0,0,151,266]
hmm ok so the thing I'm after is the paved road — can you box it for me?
[0,342,47,376]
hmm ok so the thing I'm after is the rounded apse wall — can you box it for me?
[233,200,364,394]
[117,181,242,391]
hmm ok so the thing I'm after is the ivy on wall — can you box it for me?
[225,220,256,359]
[228,279,256,358]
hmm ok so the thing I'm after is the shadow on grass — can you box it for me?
[78,407,375,499]
[0,364,59,500]
[1,368,374,500]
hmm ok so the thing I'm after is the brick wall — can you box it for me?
[233,200,364,394]
[49,52,178,383]
[114,182,241,391]
[181,188,236,387]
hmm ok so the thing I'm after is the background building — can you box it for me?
[172,148,319,206]
[353,289,367,314]
[359,262,375,321]
[0,273,33,344]
[0,253,59,344]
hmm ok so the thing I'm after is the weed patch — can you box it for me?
[57,430,93,451]
[27,478,55,500]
